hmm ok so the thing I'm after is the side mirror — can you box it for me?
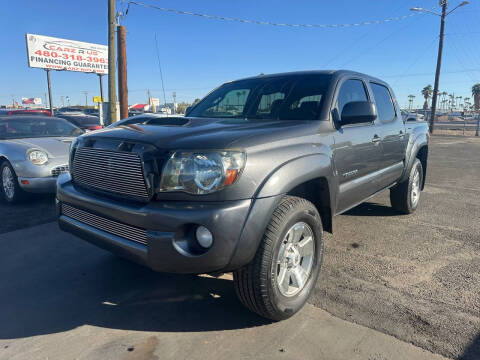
[341,101,377,126]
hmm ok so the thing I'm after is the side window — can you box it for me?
[337,79,368,116]
[370,83,396,122]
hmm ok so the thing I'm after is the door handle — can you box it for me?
[372,135,381,144]
[399,130,405,139]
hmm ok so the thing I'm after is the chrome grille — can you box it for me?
[62,204,147,245]
[73,147,149,200]
[51,164,69,177]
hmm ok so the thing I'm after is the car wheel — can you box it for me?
[1,161,25,203]
[390,158,423,214]
[233,196,324,321]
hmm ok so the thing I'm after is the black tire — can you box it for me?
[0,161,26,203]
[390,158,423,214]
[233,196,324,321]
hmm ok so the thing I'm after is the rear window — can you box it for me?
[370,83,396,122]
[62,116,100,126]
[0,116,83,139]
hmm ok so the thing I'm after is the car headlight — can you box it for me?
[159,151,246,194]
[27,149,49,165]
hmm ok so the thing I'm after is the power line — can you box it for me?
[154,33,167,107]
[392,37,438,88]
[381,68,480,79]
[127,1,421,29]
[339,11,423,67]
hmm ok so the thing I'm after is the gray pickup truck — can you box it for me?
[57,70,429,320]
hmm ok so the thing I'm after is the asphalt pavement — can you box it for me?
[0,135,478,359]
[0,222,448,360]
[312,136,480,359]
[0,193,55,234]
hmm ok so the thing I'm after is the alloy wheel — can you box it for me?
[2,166,15,200]
[276,222,315,297]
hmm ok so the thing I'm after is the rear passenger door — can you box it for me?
[369,82,406,188]
[332,79,384,213]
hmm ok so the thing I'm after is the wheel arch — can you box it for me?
[401,132,429,186]
[415,145,428,190]
[286,177,332,234]
[225,154,335,271]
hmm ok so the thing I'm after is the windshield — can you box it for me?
[188,74,332,120]
[0,116,84,139]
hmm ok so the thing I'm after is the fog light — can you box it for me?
[196,226,213,248]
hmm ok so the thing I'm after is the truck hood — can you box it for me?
[82,117,315,149]
[4,137,73,158]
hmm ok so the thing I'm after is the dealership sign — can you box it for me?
[22,97,42,105]
[25,33,108,74]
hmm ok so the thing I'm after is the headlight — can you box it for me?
[27,149,48,165]
[159,151,246,194]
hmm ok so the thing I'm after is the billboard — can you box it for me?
[26,33,108,74]
[22,97,42,105]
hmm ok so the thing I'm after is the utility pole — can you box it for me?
[98,74,104,102]
[172,91,177,114]
[429,1,447,134]
[117,25,128,119]
[46,69,53,115]
[411,1,469,134]
[97,73,105,125]
[108,0,117,124]
[82,91,88,106]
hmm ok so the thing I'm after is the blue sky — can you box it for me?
[2,0,480,108]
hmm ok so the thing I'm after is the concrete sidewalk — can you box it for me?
[0,222,448,360]
[1,304,449,360]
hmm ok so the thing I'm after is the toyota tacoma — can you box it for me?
[57,70,429,320]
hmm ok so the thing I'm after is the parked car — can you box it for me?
[57,70,429,320]
[6,109,52,116]
[56,107,85,114]
[401,110,424,122]
[82,108,99,116]
[0,115,83,202]
[56,113,103,131]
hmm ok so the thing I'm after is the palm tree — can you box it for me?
[441,91,448,110]
[449,94,455,111]
[408,94,415,110]
[421,85,433,110]
[456,96,462,109]
[472,84,480,111]
[441,99,448,111]
[236,91,242,107]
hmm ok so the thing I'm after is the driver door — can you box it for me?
[332,79,384,214]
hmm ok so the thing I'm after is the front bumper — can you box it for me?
[56,175,281,274]
[18,176,58,193]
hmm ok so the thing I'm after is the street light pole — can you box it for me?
[411,1,469,134]
[429,2,447,135]
[108,0,117,125]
